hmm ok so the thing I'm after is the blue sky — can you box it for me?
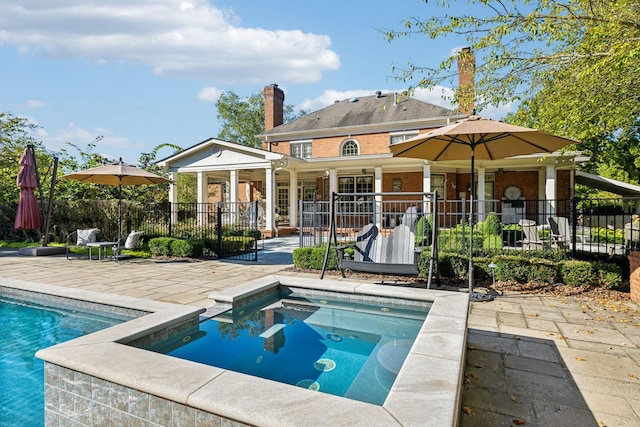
[0,0,511,165]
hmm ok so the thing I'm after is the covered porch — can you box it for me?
[157,139,584,237]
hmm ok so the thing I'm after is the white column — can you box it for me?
[289,169,298,227]
[546,165,556,216]
[197,171,207,226]
[477,167,486,221]
[169,172,178,224]
[374,166,383,228]
[265,166,275,235]
[229,169,238,203]
[423,163,432,214]
[329,169,337,195]
[229,169,239,225]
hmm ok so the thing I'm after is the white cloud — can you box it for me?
[0,0,340,84]
[197,86,224,103]
[44,122,143,162]
[25,100,47,108]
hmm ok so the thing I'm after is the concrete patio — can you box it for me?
[2,238,640,426]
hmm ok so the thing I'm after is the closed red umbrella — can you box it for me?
[14,147,42,230]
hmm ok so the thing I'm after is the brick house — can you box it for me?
[157,53,584,237]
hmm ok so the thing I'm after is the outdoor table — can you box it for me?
[86,242,117,261]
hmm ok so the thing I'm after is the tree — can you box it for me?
[385,0,640,140]
[215,90,308,148]
[0,113,51,203]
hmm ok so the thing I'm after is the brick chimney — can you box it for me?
[457,47,475,116]
[263,83,285,131]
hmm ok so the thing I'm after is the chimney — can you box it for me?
[457,47,475,116]
[263,83,285,132]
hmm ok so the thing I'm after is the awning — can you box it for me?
[576,171,640,197]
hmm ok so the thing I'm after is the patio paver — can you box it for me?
[2,240,640,426]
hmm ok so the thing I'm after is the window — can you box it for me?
[276,181,289,218]
[291,141,312,159]
[341,139,359,156]
[390,131,419,145]
[338,175,374,212]
[431,174,445,198]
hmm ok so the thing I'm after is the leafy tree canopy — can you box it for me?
[385,0,640,139]
[215,90,307,148]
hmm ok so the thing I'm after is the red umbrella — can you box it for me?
[14,147,42,230]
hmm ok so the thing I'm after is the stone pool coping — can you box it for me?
[17,274,469,426]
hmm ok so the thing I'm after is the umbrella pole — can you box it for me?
[119,181,122,243]
[469,148,475,295]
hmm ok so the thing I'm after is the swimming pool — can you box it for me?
[134,290,430,405]
[30,275,469,426]
[0,287,137,426]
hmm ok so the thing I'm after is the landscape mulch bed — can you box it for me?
[286,267,631,302]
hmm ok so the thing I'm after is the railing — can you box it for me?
[298,196,640,257]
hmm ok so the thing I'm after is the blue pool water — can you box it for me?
[140,292,429,405]
[0,295,126,426]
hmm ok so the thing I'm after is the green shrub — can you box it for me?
[222,236,254,253]
[309,244,338,270]
[591,227,624,244]
[293,247,314,269]
[560,260,595,286]
[222,225,242,237]
[415,216,432,246]
[527,258,559,284]
[483,212,502,236]
[149,237,174,256]
[494,255,529,283]
[592,261,623,290]
[170,239,193,257]
[438,252,469,278]
[483,235,503,251]
[187,240,205,258]
[243,228,262,239]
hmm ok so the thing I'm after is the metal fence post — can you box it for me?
[216,202,223,257]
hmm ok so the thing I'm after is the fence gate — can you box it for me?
[215,201,259,261]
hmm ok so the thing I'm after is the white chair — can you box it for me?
[66,228,100,260]
[112,231,144,260]
[518,219,544,250]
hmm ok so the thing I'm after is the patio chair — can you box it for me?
[547,216,570,250]
[625,222,640,251]
[400,206,421,232]
[111,231,144,260]
[518,219,545,250]
[66,228,100,260]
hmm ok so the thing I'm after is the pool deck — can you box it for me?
[2,238,640,426]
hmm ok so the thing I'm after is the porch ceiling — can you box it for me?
[576,171,640,197]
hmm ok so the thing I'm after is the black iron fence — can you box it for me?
[1,200,260,260]
[298,196,640,257]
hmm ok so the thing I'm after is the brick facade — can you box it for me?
[629,252,640,303]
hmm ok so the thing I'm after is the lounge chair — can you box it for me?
[66,228,101,260]
[518,219,545,250]
[111,231,144,260]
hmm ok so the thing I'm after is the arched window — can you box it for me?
[341,139,359,156]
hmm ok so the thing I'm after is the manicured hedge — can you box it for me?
[293,245,625,290]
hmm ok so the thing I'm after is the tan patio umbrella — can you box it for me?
[391,115,577,300]
[63,158,169,241]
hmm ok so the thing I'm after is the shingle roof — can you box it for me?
[258,92,458,138]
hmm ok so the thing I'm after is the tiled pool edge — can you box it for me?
[16,274,469,426]
[209,274,471,426]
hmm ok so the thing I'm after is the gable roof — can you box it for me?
[257,92,463,141]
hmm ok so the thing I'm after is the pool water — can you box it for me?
[140,292,429,405]
[0,296,125,426]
